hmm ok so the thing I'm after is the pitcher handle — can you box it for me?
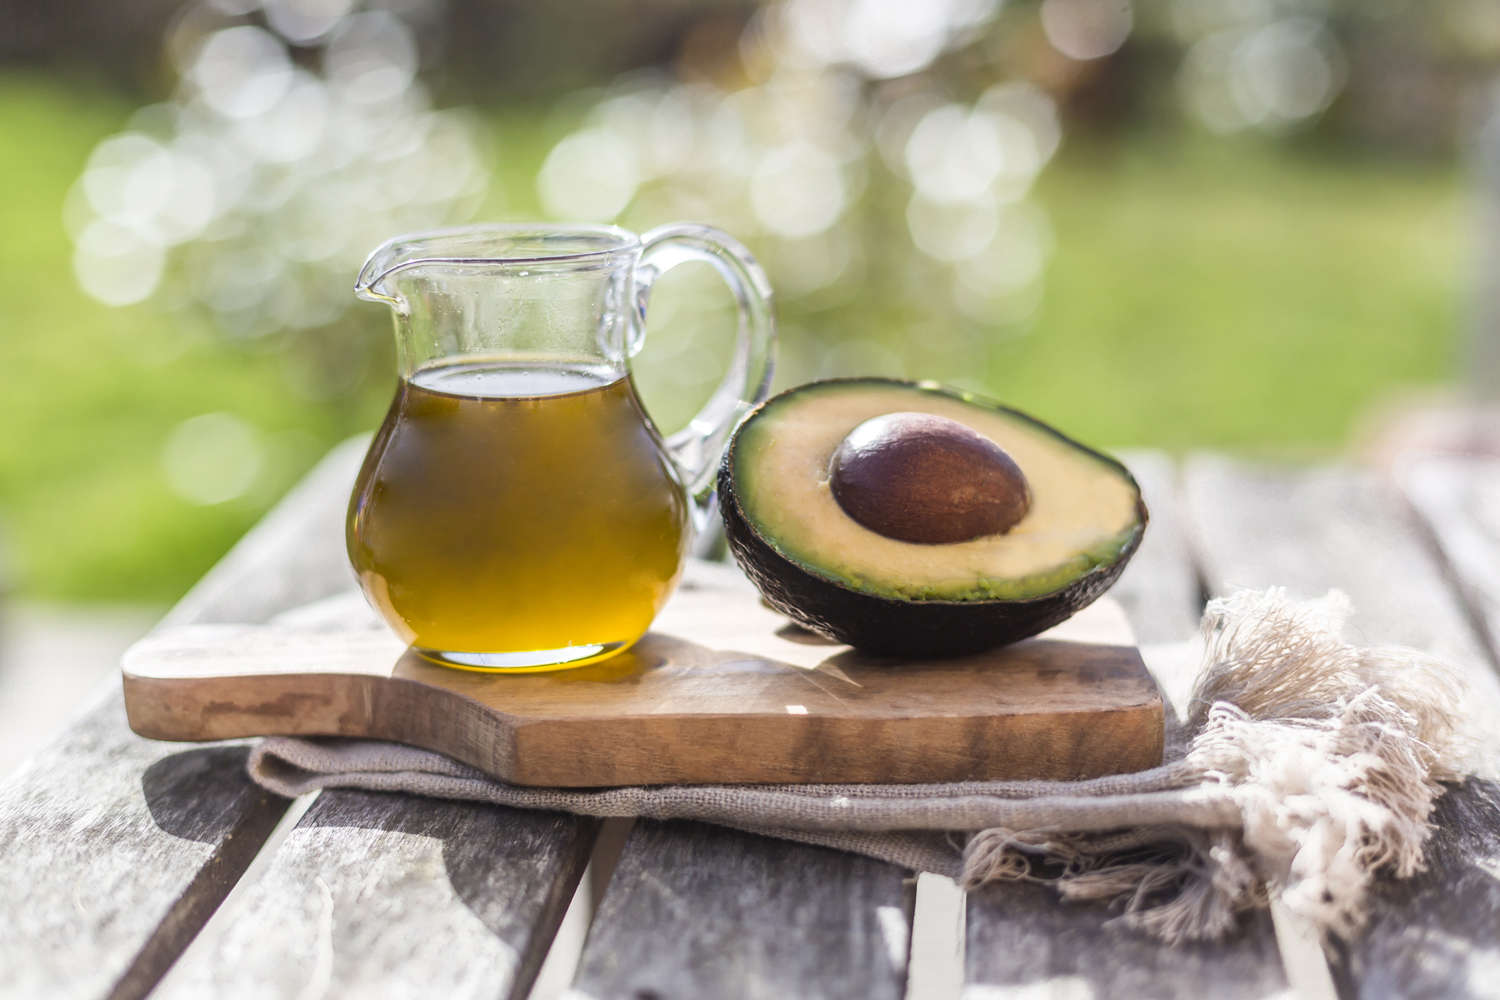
[631,223,777,529]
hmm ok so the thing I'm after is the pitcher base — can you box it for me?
[415,641,629,673]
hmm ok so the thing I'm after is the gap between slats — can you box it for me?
[152,791,324,994]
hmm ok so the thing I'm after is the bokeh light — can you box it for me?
[73,219,166,307]
[162,412,265,505]
[68,0,486,340]
[1040,0,1133,62]
[782,0,1000,79]
[534,0,1066,387]
[190,26,293,119]
[262,0,356,44]
[1175,3,1346,134]
[538,129,642,222]
[750,141,846,237]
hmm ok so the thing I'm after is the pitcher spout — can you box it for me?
[354,222,644,318]
[353,244,409,312]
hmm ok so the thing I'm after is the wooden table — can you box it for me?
[4,441,1500,1000]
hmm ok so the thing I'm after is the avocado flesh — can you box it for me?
[730,380,1142,603]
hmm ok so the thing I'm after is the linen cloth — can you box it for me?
[248,573,1468,943]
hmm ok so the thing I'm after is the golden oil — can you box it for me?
[348,360,688,670]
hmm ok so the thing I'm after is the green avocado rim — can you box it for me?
[729,378,1145,604]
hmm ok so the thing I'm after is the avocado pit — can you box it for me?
[828,412,1032,545]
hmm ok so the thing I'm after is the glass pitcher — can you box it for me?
[348,223,775,671]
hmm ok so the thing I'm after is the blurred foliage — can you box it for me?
[994,135,1459,451]
[648,132,1460,454]
[0,67,1462,600]
[0,73,392,601]
[0,0,1487,604]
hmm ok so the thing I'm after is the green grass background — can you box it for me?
[0,73,1468,601]
[1007,138,1462,451]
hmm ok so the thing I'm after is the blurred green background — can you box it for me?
[0,0,1486,601]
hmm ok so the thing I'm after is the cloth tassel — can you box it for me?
[955,588,1468,944]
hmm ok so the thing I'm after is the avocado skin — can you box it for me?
[717,380,1149,658]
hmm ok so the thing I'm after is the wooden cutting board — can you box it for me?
[122,563,1164,786]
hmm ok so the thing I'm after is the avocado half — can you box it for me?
[718,378,1148,657]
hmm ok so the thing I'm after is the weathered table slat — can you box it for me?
[1402,456,1500,659]
[964,452,1292,1000]
[570,819,915,1000]
[1382,455,1500,999]
[0,440,387,1000]
[0,439,378,1000]
[1186,454,1500,757]
[1187,455,1500,1000]
[152,790,597,1000]
[1111,450,1203,645]
[0,720,286,1000]
[967,878,1289,1000]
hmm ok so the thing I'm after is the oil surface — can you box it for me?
[348,361,688,667]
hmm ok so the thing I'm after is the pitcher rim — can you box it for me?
[356,222,642,299]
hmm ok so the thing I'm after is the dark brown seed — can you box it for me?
[828,412,1031,544]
